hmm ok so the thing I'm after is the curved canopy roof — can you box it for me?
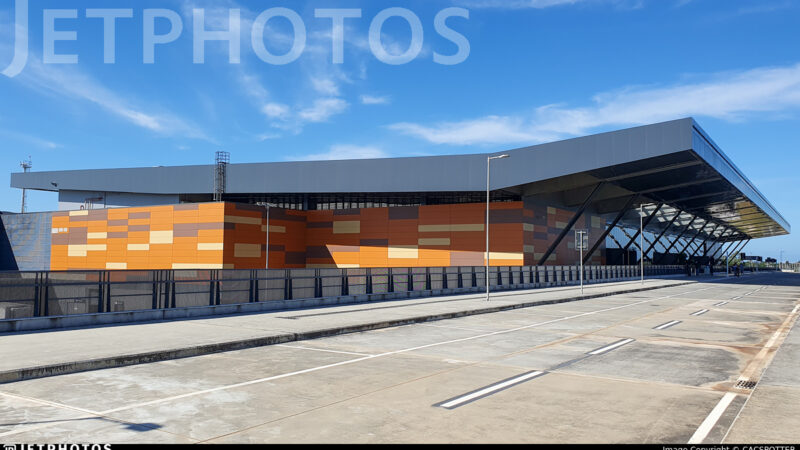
[10,118,789,241]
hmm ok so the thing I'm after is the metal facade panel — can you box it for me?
[11,118,695,195]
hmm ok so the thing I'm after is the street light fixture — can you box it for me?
[486,154,510,301]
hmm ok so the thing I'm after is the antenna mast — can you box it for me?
[20,156,32,213]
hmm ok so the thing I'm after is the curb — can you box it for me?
[0,280,695,384]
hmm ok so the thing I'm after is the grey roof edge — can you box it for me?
[690,119,790,234]
[8,118,790,235]
[10,118,695,195]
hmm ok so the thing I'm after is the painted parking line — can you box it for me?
[0,285,718,439]
[653,320,682,330]
[714,301,729,307]
[436,337,637,409]
[690,309,709,316]
[435,370,547,409]
[687,392,738,444]
[587,338,635,356]
[275,344,375,357]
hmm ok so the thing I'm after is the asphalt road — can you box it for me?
[1,272,798,444]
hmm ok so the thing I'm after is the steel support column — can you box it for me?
[727,239,750,264]
[678,219,709,256]
[537,182,606,266]
[712,239,738,261]
[690,224,721,258]
[656,215,697,264]
[704,227,729,258]
[644,209,682,261]
[583,194,639,264]
[622,203,664,251]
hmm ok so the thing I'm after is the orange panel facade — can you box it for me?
[50,201,606,270]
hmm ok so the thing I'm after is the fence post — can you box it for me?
[170,271,176,308]
[342,269,349,296]
[97,271,104,314]
[366,268,373,295]
[33,272,41,317]
[43,272,50,316]
[105,271,112,312]
[209,270,216,306]
[215,270,221,306]
[152,271,159,309]
[285,269,293,300]
[457,267,463,289]
[425,267,432,291]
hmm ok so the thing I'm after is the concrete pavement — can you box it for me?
[1,277,696,383]
[0,272,797,443]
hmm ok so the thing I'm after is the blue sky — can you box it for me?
[1,0,799,261]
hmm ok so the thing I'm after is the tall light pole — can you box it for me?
[640,204,644,284]
[486,154,509,301]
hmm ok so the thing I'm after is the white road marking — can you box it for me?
[438,371,545,409]
[0,284,719,438]
[653,320,682,330]
[420,323,488,333]
[275,344,374,357]
[587,338,635,355]
[95,286,714,415]
[690,309,710,316]
[688,392,738,444]
[714,301,729,307]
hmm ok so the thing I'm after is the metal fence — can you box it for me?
[0,265,686,320]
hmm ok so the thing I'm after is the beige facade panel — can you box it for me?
[197,242,224,251]
[225,215,262,225]
[388,245,419,259]
[333,221,361,234]
[234,243,262,258]
[418,238,451,246]
[149,230,174,244]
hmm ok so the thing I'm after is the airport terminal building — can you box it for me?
[1,118,790,272]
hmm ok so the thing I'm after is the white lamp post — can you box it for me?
[486,154,509,301]
[640,204,644,284]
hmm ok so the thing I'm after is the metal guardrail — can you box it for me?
[0,265,687,320]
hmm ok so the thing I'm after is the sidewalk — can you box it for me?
[0,277,700,383]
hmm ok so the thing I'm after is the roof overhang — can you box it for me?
[10,118,789,240]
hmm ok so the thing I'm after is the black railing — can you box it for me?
[0,265,686,320]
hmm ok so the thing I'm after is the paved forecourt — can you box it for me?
[0,272,798,443]
[0,276,692,381]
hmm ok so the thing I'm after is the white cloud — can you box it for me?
[311,77,341,96]
[292,145,389,161]
[461,0,645,9]
[462,0,585,8]
[0,128,60,149]
[12,55,208,140]
[298,98,349,123]
[361,95,391,105]
[390,62,800,146]
[261,103,290,119]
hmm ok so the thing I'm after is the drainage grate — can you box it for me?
[735,379,757,389]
